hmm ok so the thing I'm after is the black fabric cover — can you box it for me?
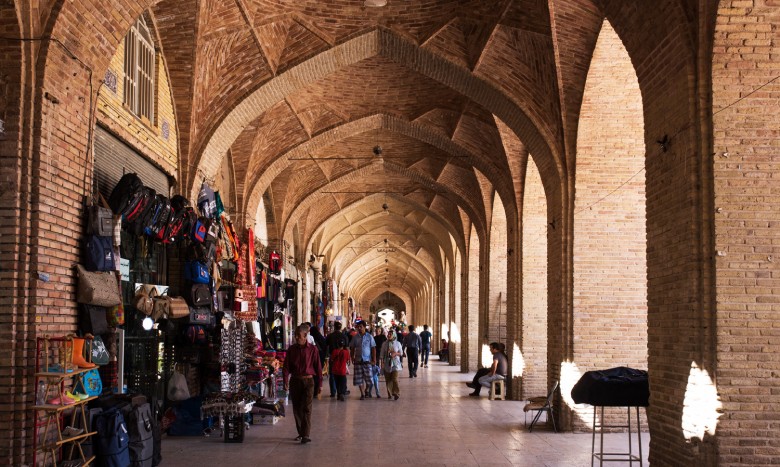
[571,366,649,407]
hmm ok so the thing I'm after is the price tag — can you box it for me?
[120,258,130,282]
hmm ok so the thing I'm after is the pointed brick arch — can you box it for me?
[307,193,466,266]
[282,160,487,245]
[243,113,515,234]
[190,29,560,203]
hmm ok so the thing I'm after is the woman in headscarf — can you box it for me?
[380,329,403,400]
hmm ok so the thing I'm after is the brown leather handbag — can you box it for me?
[167,296,190,319]
[76,265,121,307]
[134,285,158,316]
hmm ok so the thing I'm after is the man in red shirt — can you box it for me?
[283,325,322,444]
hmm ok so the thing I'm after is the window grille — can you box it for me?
[123,16,155,122]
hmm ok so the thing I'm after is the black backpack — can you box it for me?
[87,205,114,236]
[94,407,130,467]
[108,173,143,215]
[129,188,158,237]
[170,194,190,212]
[190,284,211,307]
[144,195,172,239]
[127,402,154,467]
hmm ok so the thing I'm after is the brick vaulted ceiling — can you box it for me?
[150,0,594,305]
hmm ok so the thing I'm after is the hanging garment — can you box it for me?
[247,229,256,287]
[269,251,281,274]
[257,269,267,299]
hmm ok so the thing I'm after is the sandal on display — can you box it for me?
[65,390,88,401]
[62,426,84,437]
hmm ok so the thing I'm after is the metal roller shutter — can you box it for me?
[94,126,171,199]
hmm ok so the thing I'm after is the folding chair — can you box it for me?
[523,381,559,432]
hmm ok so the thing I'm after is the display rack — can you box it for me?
[33,337,98,466]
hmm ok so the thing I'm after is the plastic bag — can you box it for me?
[167,371,191,401]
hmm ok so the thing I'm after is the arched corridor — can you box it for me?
[162,362,649,466]
[2,1,780,465]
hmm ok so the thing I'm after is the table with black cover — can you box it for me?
[571,367,649,467]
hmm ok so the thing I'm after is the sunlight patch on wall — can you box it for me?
[441,322,449,341]
[450,321,461,344]
[560,361,594,424]
[512,344,525,377]
[481,344,493,368]
[682,362,722,442]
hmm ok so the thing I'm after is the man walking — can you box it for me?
[374,327,387,354]
[419,325,432,368]
[348,320,376,400]
[283,325,322,444]
[403,325,422,378]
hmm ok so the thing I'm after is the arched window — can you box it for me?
[124,16,155,122]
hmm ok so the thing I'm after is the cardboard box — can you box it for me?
[252,415,279,425]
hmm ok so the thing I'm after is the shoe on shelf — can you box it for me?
[47,394,76,406]
[65,390,88,401]
[300,437,311,444]
[62,426,84,438]
[46,363,73,374]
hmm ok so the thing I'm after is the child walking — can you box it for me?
[330,340,350,401]
[370,362,382,398]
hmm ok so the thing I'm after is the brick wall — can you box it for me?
[572,20,648,430]
[488,194,508,345]
[96,35,179,178]
[522,157,548,399]
[467,226,480,370]
[0,6,27,464]
[452,248,462,366]
[712,1,780,464]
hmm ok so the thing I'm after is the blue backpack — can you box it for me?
[94,407,130,467]
[85,236,114,271]
[184,261,210,284]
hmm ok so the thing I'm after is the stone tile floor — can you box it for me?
[162,362,649,466]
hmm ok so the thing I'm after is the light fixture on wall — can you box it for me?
[365,0,387,6]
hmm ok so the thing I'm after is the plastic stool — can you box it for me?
[489,379,505,400]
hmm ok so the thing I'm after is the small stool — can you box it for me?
[489,379,505,400]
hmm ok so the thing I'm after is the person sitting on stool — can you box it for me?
[438,338,449,362]
[466,342,507,397]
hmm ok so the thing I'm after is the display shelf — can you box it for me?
[33,336,98,467]
[36,367,95,378]
[40,431,98,449]
[33,396,97,412]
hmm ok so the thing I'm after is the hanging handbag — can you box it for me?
[108,300,125,327]
[133,285,158,315]
[76,265,121,307]
[166,297,190,319]
[151,297,169,321]
[87,335,110,366]
[79,304,109,335]
[167,369,190,401]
